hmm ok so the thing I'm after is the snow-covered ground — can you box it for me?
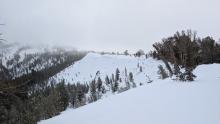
[51,52,165,98]
[39,53,220,124]
[53,52,164,84]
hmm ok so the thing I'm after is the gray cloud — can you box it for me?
[0,0,219,52]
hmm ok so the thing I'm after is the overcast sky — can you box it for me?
[0,0,219,52]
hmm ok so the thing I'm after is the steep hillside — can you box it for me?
[0,42,87,124]
[52,52,164,85]
[39,64,220,124]
[0,42,85,79]
[49,52,166,102]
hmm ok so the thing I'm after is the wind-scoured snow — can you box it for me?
[40,54,220,124]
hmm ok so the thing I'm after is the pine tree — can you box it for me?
[124,67,128,77]
[128,72,136,88]
[77,86,84,106]
[113,81,119,93]
[115,68,120,81]
[129,72,134,82]
[97,77,103,92]
[112,74,115,82]
[105,75,110,85]
[56,79,69,111]
[110,78,114,92]
[90,80,97,102]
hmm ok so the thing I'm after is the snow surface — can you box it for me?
[51,52,165,98]
[52,53,164,84]
[39,54,220,124]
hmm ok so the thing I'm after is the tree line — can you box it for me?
[0,48,87,124]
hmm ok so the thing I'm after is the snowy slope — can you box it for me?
[39,64,220,124]
[53,53,164,84]
[0,42,81,78]
[0,42,45,66]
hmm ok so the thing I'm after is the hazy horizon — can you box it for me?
[0,0,220,52]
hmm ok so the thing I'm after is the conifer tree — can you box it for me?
[56,79,69,111]
[129,72,134,82]
[97,77,103,92]
[125,67,128,77]
[113,81,119,93]
[115,68,120,81]
[105,75,110,85]
[90,80,97,102]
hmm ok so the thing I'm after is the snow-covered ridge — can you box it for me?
[39,63,220,124]
[53,52,164,85]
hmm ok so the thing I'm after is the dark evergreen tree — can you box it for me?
[76,83,86,107]
[105,75,110,85]
[97,77,103,92]
[124,67,128,77]
[115,68,120,81]
[129,72,134,82]
[113,81,119,93]
[111,73,115,82]
[90,80,97,102]
[56,79,69,111]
